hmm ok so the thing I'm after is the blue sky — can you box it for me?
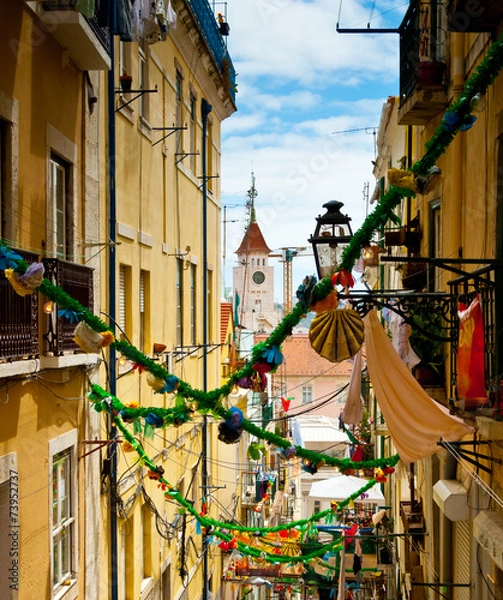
[219,0,409,301]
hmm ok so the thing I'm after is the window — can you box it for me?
[50,430,77,598]
[142,504,152,580]
[207,268,213,343]
[176,259,183,347]
[139,270,150,353]
[0,92,18,244]
[119,264,132,340]
[161,563,171,600]
[313,500,321,515]
[301,385,313,404]
[138,42,150,121]
[428,199,441,292]
[50,155,73,261]
[207,120,214,191]
[0,120,6,238]
[189,92,196,171]
[190,264,196,346]
[175,71,183,150]
[118,41,132,88]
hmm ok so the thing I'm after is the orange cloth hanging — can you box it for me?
[363,311,474,463]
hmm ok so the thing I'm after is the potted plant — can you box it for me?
[119,72,133,92]
[400,261,428,291]
[418,60,446,86]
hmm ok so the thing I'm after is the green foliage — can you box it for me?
[409,310,445,373]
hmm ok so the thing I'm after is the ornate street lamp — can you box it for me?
[308,200,353,279]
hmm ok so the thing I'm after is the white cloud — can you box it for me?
[226,0,401,84]
[220,0,406,300]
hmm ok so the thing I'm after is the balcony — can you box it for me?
[39,0,111,70]
[0,249,39,361]
[448,264,501,416]
[42,258,94,355]
[177,0,236,108]
[447,0,503,33]
[398,0,448,125]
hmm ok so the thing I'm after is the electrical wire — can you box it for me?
[443,440,503,510]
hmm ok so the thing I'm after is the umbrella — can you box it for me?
[308,475,384,504]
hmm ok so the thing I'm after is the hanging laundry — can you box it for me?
[132,0,177,44]
[363,310,474,463]
[341,348,363,425]
[255,471,269,502]
[117,0,133,42]
[387,309,421,370]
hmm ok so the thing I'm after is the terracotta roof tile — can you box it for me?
[235,222,272,255]
[255,334,354,376]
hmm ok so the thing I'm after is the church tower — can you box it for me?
[233,175,280,333]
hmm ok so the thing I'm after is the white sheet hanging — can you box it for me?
[363,311,474,463]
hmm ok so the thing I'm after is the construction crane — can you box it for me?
[270,247,314,314]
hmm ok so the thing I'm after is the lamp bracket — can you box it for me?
[343,290,454,341]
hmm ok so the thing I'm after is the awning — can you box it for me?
[309,475,384,504]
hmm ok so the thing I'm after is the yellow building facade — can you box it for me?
[369,3,503,598]
[1,1,236,600]
[0,1,107,599]
[99,2,236,600]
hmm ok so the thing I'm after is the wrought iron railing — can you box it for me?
[0,250,39,361]
[42,0,111,56]
[448,265,500,413]
[42,258,94,355]
[185,0,236,102]
[399,0,446,103]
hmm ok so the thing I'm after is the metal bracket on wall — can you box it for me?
[437,440,500,474]
[152,125,187,147]
[115,88,158,113]
[175,151,199,165]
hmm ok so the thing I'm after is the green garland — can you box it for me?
[89,382,399,471]
[336,30,503,273]
[111,410,347,563]
[3,31,502,564]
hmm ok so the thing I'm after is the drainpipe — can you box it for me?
[107,2,119,599]
[201,97,212,600]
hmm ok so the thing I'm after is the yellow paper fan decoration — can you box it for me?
[309,308,364,362]
[5,269,33,296]
[280,538,301,557]
[387,168,417,193]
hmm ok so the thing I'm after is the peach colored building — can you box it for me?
[256,333,354,420]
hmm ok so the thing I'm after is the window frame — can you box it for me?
[0,91,19,244]
[176,258,184,347]
[49,429,78,600]
[138,42,150,123]
[301,385,313,404]
[46,124,77,261]
[175,70,183,150]
[190,263,197,346]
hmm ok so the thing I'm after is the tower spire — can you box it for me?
[246,171,258,224]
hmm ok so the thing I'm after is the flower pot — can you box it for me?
[401,262,427,290]
[413,364,444,386]
[119,76,132,92]
[219,22,230,36]
[418,61,445,86]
